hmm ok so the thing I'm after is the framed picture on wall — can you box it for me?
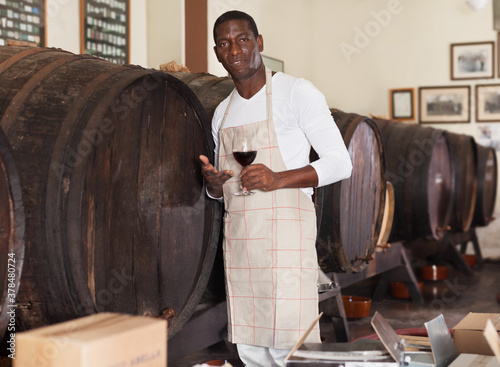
[262,55,284,72]
[0,0,46,47]
[81,0,130,64]
[476,84,500,122]
[389,88,415,121]
[450,42,494,80]
[419,86,470,124]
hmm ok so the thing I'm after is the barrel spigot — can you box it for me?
[159,308,176,326]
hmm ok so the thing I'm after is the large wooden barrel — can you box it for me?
[0,46,221,340]
[0,127,24,339]
[373,118,453,242]
[472,144,497,227]
[447,133,477,233]
[316,110,386,273]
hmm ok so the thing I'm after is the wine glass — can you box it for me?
[232,126,257,196]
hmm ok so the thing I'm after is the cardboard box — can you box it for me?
[484,319,500,362]
[453,313,500,356]
[15,313,167,367]
[448,354,500,367]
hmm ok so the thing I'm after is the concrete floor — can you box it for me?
[329,260,500,340]
[171,259,500,367]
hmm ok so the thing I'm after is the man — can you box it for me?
[199,10,352,366]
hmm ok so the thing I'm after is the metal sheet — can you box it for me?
[426,314,457,367]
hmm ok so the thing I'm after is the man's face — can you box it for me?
[214,19,263,81]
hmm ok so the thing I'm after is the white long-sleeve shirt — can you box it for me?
[211,72,352,198]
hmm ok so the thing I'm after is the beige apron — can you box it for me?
[219,68,320,349]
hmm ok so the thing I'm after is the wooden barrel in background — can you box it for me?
[472,144,497,227]
[0,127,24,338]
[0,46,221,340]
[316,110,386,273]
[447,133,477,233]
[373,118,453,242]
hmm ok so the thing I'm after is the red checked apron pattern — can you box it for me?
[218,68,321,349]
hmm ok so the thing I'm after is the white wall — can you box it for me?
[208,0,500,258]
[45,0,80,53]
[145,0,184,69]
[130,0,148,66]
[45,0,182,69]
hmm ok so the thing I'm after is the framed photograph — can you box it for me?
[451,42,494,80]
[81,0,130,64]
[389,88,415,120]
[419,86,470,124]
[476,84,500,122]
[0,0,46,47]
[262,55,284,72]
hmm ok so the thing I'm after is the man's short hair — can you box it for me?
[213,10,259,44]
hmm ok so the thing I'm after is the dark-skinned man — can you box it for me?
[199,10,352,367]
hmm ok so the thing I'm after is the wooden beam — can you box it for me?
[185,0,208,73]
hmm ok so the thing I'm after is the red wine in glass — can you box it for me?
[233,150,257,167]
[233,127,257,196]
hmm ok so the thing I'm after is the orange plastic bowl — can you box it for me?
[420,265,449,281]
[342,295,372,318]
[390,281,423,299]
[205,361,241,366]
[463,254,477,268]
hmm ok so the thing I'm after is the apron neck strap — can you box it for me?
[265,67,273,124]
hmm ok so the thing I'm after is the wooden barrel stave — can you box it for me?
[472,144,497,227]
[317,110,386,273]
[411,127,452,239]
[426,133,453,237]
[385,122,418,239]
[0,127,25,338]
[447,133,477,233]
[164,72,235,156]
[0,46,221,340]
